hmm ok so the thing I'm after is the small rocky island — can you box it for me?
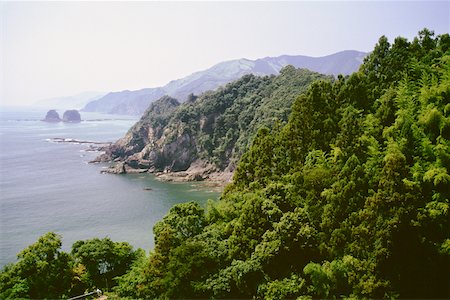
[42,110,61,122]
[62,110,81,122]
[42,109,81,123]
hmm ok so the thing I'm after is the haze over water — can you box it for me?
[0,109,219,267]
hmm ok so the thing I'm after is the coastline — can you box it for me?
[95,160,233,189]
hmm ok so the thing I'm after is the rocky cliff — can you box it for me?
[95,67,332,182]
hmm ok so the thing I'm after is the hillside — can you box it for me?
[82,50,365,115]
[95,67,331,180]
[112,29,450,299]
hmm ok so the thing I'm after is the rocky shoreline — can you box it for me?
[155,170,233,186]
[95,159,233,186]
[49,137,234,186]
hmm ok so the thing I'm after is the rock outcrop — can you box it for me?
[94,96,186,173]
[62,110,81,122]
[42,110,61,122]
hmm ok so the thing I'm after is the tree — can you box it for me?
[71,237,138,291]
[0,232,73,299]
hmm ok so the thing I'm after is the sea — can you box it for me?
[0,108,220,267]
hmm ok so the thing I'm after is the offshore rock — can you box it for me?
[62,110,81,122]
[43,110,61,122]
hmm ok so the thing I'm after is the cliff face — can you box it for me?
[97,96,192,172]
[96,67,332,181]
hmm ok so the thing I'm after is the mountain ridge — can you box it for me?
[82,50,366,115]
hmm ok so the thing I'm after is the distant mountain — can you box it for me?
[82,88,166,116]
[253,50,367,77]
[82,50,366,115]
[34,91,106,110]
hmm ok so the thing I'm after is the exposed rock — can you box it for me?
[156,172,189,182]
[101,162,126,174]
[154,170,232,186]
[124,167,149,174]
[42,110,61,122]
[100,161,150,175]
[62,110,81,122]
[153,159,233,184]
[187,173,204,181]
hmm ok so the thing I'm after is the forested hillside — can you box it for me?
[113,29,450,298]
[1,29,448,299]
[97,67,330,180]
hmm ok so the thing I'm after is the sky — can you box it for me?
[0,1,449,107]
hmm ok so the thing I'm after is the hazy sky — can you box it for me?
[1,1,448,106]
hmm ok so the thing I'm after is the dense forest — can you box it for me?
[1,29,449,299]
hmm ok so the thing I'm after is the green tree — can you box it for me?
[71,237,139,291]
[0,232,73,299]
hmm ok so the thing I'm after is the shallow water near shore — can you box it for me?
[0,109,220,267]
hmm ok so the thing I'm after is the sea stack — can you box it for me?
[43,110,61,122]
[62,110,81,123]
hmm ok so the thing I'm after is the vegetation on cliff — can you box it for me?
[100,67,330,175]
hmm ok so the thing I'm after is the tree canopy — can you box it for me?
[0,234,141,299]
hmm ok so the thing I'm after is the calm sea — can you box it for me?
[0,108,219,267]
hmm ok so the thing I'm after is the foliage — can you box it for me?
[0,232,72,299]
[0,233,142,299]
[71,237,140,292]
[114,29,450,299]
